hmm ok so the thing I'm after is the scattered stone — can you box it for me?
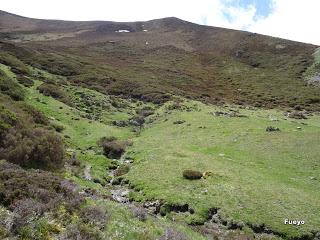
[276,44,286,49]
[269,116,279,121]
[309,176,317,181]
[112,120,128,127]
[173,120,185,124]
[84,165,92,181]
[111,177,123,185]
[114,164,130,177]
[296,127,302,130]
[294,105,303,111]
[111,189,129,203]
[93,178,102,184]
[213,111,247,118]
[70,152,80,166]
[201,189,208,195]
[266,126,280,132]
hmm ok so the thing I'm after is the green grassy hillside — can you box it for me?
[0,10,319,240]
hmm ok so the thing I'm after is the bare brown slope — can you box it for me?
[0,10,319,110]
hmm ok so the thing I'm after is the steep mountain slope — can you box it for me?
[0,10,319,110]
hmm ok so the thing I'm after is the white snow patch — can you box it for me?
[115,30,130,33]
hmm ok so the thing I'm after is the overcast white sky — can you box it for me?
[1,0,319,45]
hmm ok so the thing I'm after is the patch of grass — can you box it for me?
[25,80,133,149]
[89,199,205,240]
[126,100,320,238]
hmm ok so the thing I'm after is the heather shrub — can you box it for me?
[99,137,132,159]
[0,52,30,75]
[20,104,49,125]
[62,223,104,240]
[0,160,83,212]
[0,70,25,101]
[51,123,65,133]
[287,111,308,119]
[136,106,155,117]
[131,206,147,221]
[31,54,82,76]
[11,198,45,232]
[129,115,145,127]
[0,127,65,170]
[0,106,17,136]
[182,170,203,180]
[37,83,72,106]
[80,206,108,229]
[159,228,188,240]
[16,75,34,87]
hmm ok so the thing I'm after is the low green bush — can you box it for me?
[51,123,65,133]
[0,52,30,75]
[0,70,25,101]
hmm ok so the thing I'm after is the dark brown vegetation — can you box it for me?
[0,90,64,170]
[0,69,25,101]
[159,228,188,240]
[0,160,83,231]
[266,126,280,132]
[0,160,81,209]
[16,75,34,87]
[0,127,64,170]
[182,170,203,180]
[0,51,30,75]
[287,111,308,119]
[80,205,108,228]
[37,83,72,106]
[99,137,132,159]
[0,11,319,111]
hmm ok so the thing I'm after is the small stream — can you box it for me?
[83,154,282,240]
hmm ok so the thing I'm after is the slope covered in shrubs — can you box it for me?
[0,127,64,170]
[0,69,25,101]
[0,82,64,170]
